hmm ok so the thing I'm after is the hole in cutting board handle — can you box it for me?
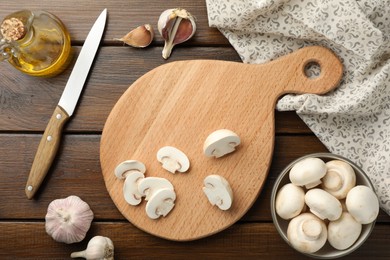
[304,61,321,79]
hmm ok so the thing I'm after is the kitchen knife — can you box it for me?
[25,9,107,199]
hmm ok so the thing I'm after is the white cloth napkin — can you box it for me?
[206,0,390,215]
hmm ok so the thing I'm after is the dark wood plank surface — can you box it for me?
[1,1,389,259]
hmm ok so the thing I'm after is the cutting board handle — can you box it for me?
[260,46,343,97]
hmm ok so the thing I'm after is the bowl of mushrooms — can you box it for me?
[271,153,379,259]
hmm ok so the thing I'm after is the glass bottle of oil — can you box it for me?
[0,10,71,77]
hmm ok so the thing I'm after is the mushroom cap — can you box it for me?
[289,157,326,188]
[138,177,174,201]
[305,188,342,221]
[114,160,146,179]
[203,129,240,158]
[275,183,305,220]
[145,188,176,219]
[322,160,356,199]
[156,146,190,173]
[328,212,362,250]
[287,213,327,254]
[123,171,145,205]
[203,175,233,210]
[346,185,379,224]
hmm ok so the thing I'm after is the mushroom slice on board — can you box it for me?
[138,177,174,201]
[157,146,190,173]
[114,160,146,205]
[203,175,233,210]
[203,129,240,158]
[145,188,176,219]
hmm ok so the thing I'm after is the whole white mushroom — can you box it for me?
[287,213,327,254]
[289,157,327,189]
[305,188,342,221]
[322,160,356,199]
[275,183,305,220]
[346,185,379,224]
[328,212,362,250]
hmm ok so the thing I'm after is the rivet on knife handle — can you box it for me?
[25,106,70,199]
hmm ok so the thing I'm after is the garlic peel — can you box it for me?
[71,235,114,260]
[45,195,94,244]
[115,24,154,48]
[158,8,196,59]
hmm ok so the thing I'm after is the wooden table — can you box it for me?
[1,1,389,259]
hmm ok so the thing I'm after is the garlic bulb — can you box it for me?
[45,195,94,244]
[71,236,114,260]
[114,24,154,48]
[158,8,196,59]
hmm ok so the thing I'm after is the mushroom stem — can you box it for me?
[323,171,342,190]
[301,219,322,240]
[161,157,181,173]
[215,196,223,207]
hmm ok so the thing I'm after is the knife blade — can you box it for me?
[25,9,107,199]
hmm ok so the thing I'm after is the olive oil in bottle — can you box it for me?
[0,10,71,77]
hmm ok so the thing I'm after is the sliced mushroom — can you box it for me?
[275,183,305,220]
[305,188,342,221]
[157,146,190,173]
[289,157,327,189]
[203,129,240,158]
[123,172,145,205]
[328,212,362,250]
[203,175,233,210]
[137,177,174,201]
[114,160,146,205]
[322,160,356,199]
[346,185,379,224]
[115,160,146,179]
[145,188,176,219]
[287,213,327,254]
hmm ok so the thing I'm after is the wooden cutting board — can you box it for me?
[100,46,343,241]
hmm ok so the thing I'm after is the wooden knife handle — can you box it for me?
[25,105,70,199]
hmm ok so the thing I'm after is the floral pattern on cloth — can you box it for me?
[206,0,390,215]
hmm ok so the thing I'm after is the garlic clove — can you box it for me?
[71,235,114,260]
[158,8,196,59]
[45,195,94,244]
[115,24,154,48]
